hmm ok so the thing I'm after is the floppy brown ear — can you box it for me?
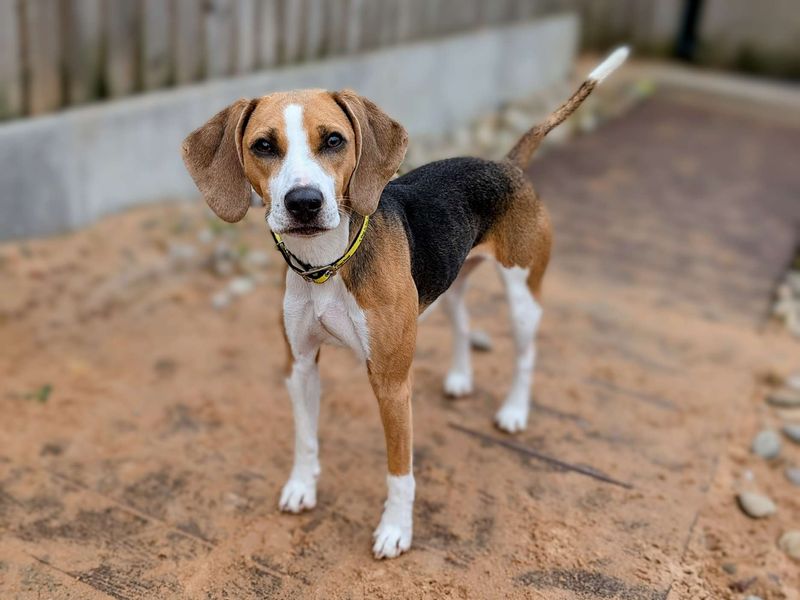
[332,90,408,216]
[181,98,258,223]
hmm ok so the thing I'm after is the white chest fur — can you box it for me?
[283,271,370,361]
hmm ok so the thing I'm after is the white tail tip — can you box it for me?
[588,46,630,83]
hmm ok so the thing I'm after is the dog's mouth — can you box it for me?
[280,225,330,238]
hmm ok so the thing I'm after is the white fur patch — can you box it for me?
[588,46,630,83]
[267,104,340,233]
[494,265,542,433]
[279,355,321,513]
[373,474,415,559]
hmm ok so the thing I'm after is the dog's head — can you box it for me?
[181,89,408,236]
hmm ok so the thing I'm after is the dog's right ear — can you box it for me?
[181,98,258,223]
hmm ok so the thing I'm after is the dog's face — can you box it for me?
[182,89,408,236]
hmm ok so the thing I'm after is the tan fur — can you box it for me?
[481,164,553,298]
[343,214,418,475]
[181,98,258,222]
[183,89,408,223]
[506,79,596,169]
[332,90,409,216]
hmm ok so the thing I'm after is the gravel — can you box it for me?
[736,491,777,518]
[787,373,800,391]
[469,330,493,352]
[782,423,800,444]
[228,276,256,296]
[778,530,800,560]
[751,429,781,459]
[211,290,231,310]
[785,466,800,486]
[767,390,800,408]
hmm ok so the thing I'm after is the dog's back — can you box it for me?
[379,157,541,307]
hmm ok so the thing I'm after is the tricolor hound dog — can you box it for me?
[182,47,629,559]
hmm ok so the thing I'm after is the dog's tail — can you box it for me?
[506,46,630,169]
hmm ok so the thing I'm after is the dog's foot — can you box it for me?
[444,370,473,397]
[494,403,528,433]
[279,478,317,513]
[372,474,414,559]
[372,520,412,559]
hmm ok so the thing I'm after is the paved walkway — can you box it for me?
[1,89,799,599]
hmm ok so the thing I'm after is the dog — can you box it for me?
[182,47,629,559]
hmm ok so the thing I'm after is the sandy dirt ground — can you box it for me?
[1,90,799,599]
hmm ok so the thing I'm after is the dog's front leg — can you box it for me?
[279,349,321,513]
[368,369,415,559]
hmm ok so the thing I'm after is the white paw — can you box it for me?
[372,521,412,559]
[279,478,317,513]
[444,370,473,397]
[494,404,528,433]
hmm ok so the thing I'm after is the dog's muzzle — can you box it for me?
[284,186,324,224]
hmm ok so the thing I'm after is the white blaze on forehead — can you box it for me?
[283,104,314,185]
[267,103,340,236]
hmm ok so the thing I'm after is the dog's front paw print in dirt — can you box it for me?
[279,477,317,513]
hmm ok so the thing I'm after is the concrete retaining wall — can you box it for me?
[0,14,577,240]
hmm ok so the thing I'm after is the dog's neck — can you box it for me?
[280,216,351,269]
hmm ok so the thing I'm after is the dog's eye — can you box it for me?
[325,133,344,149]
[251,138,273,155]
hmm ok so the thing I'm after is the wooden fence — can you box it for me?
[1,0,675,121]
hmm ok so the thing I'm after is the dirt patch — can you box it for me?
[1,90,799,598]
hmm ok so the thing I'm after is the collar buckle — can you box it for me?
[267,213,369,284]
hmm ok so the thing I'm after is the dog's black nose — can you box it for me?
[285,186,323,222]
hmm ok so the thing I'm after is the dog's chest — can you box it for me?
[283,274,370,359]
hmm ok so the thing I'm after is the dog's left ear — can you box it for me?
[181,98,258,223]
[331,90,408,216]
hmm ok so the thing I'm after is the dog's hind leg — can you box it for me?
[493,264,543,433]
[442,255,485,397]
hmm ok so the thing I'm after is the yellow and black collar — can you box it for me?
[268,214,369,284]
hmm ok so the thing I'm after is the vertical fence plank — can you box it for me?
[0,0,23,118]
[142,0,172,90]
[344,0,364,53]
[395,0,414,43]
[280,0,304,63]
[303,0,325,60]
[236,0,257,73]
[256,0,280,68]
[205,0,236,79]
[106,0,140,98]
[62,0,102,106]
[324,0,348,55]
[174,0,203,83]
[23,0,62,115]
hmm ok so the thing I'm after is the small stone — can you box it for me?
[783,423,800,444]
[721,562,737,575]
[785,466,800,486]
[167,242,197,268]
[211,290,231,310]
[787,373,800,392]
[767,390,800,408]
[228,276,255,296]
[243,249,270,270]
[779,530,800,560]
[469,330,493,352]
[751,429,781,459]
[737,491,776,518]
[197,228,214,244]
[744,596,764,600]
